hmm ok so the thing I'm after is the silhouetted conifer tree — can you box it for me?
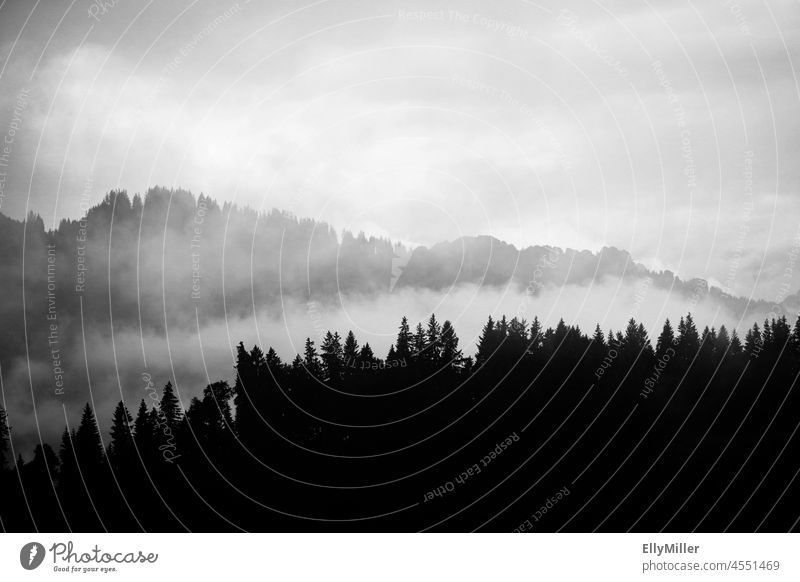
[108,401,134,470]
[359,343,375,363]
[159,382,182,430]
[745,323,762,358]
[343,331,359,370]
[528,316,542,354]
[476,316,497,366]
[426,314,442,364]
[412,323,426,361]
[133,399,155,455]
[303,338,322,378]
[395,317,412,360]
[656,318,675,358]
[439,320,462,367]
[320,331,343,383]
[75,403,104,472]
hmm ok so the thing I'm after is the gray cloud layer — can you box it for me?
[1,0,799,300]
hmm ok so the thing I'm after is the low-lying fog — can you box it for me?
[3,278,776,458]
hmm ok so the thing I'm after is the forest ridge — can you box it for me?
[2,310,798,532]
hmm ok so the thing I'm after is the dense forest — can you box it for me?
[2,311,799,532]
[0,186,785,381]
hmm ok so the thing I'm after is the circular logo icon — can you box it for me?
[20,542,46,570]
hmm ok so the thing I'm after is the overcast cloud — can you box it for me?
[1,0,799,299]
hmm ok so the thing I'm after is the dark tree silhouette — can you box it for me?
[108,401,134,470]
[2,312,800,533]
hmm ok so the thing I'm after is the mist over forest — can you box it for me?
[0,187,796,455]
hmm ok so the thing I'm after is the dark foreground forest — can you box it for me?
[2,312,799,532]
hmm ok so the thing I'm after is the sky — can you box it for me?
[1,0,799,299]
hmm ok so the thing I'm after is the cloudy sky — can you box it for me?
[1,0,799,299]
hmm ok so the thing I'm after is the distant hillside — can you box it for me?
[0,186,791,382]
[396,235,784,319]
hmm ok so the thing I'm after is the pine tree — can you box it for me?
[528,316,542,354]
[320,331,343,382]
[133,399,155,454]
[476,316,498,366]
[234,343,260,445]
[553,318,568,344]
[413,322,427,360]
[28,443,59,487]
[159,382,182,430]
[590,324,606,361]
[592,324,605,345]
[75,403,104,475]
[715,325,731,357]
[343,331,359,369]
[303,338,322,378]
[196,381,235,450]
[395,317,412,360]
[360,343,375,362]
[426,314,442,364]
[507,317,528,355]
[108,401,134,469]
[772,316,791,349]
[440,320,462,367]
[792,317,800,357]
[730,329,744,356]
[498,316,509,340]
[677,313,700,361]
[762,319,773,350]
[699,326,715,363]
[250,345,267,380]
[745,323,763,358]
[623,318,649,357]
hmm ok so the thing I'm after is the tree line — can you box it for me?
[2,312,800,532]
